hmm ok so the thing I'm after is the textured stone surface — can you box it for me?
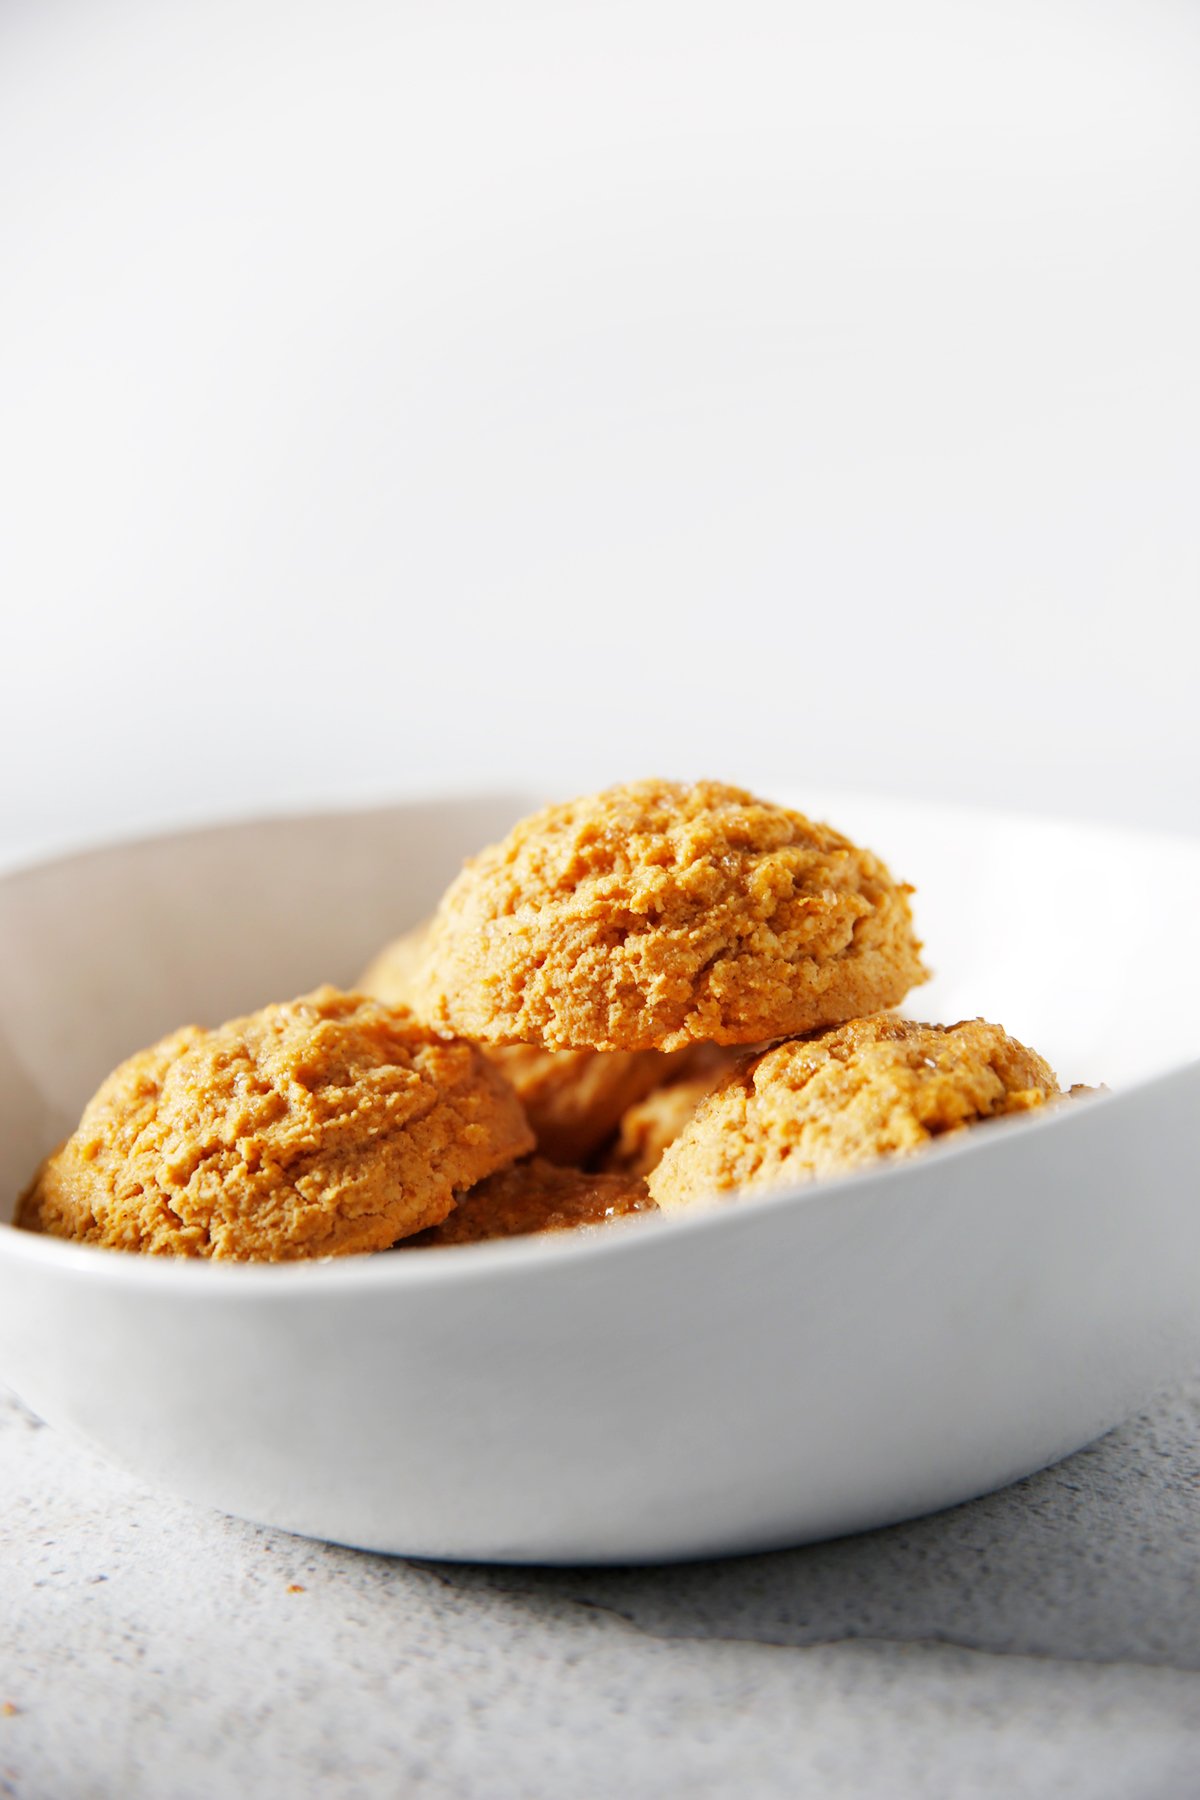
[3,1376,1200,1799]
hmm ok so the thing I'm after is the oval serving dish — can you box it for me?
[1,790,1198,1564]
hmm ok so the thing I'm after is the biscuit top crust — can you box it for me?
[649,1015,1059,1210]
[413,780,927,1052]
[17,987,533,1260]
[404,1157,654,1247]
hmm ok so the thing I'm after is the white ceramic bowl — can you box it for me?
[1,792,1199,1564]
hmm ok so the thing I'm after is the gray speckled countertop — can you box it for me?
[2,1379,1199,1799]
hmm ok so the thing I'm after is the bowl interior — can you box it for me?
[3,788,1200,1229]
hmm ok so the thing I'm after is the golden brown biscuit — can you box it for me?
[604,1046,746,1177]
[412,781,927,1052]
[360,923,690,1163]
[404,1156,654,1246]
[482,1043,693,1165]
[649,1015,1060,1211]
[17,987,534,1260]
[358,924,430,1005]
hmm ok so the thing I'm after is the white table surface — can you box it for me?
[3,1372,1199,1800]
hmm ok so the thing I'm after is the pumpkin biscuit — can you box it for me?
[479,1043,693,1165]
[649,1015,1060,1211]
[358,924,431,1008]
[604,1046,746,1178]
[360,923,690,1164]
[405,1156,654,1247]
[17,987,534,1260]
[412,781,927,1052]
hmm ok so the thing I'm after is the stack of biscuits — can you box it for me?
[17,780,1069,1260]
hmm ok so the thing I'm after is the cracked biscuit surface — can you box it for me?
[649,1015,1060,1211]
[412,780,927,1052]
[404,1156,654,1247]
[360,922,690,1163]
[17,987,534,1259]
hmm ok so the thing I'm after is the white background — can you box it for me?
[2,0,1198,863]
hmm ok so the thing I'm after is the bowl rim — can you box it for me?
[3,1068,1192,1295]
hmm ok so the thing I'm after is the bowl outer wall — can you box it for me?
[2,792,1200,1562]
[0,1064,1198,1563]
